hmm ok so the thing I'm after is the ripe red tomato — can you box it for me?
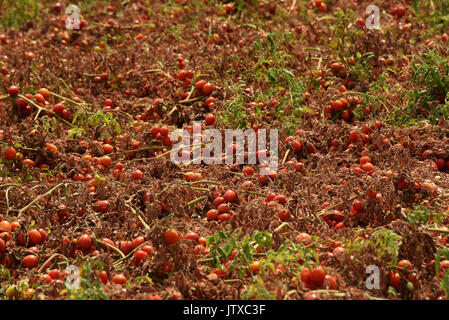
[362,163,374,172]
[28,229,42,245]
[98,271,109,285]
[131,236,145,249]
[223,190,237,203]
[78,234,92,249]
[389,271,401,289]
[131,169,144,180]
[48,269,60,280]
[296,232,312,245]
[274,195,287,205]
[331,100,343,112]
[100,238,116,252]
[207,209,219,221]
[22,255,38,269]
[205,113,216,125]
[349,130,359,143]
[112,274,127,285]
[99,156,112,167]
[243,166,254,176]
[325,275,338,290]
[134,250,148,261]
[359,156,371,165]
[217,203,230,213]
[213,197,225,208]
[301,267,311,283]
[3,147,16,161]
[291,140,302,152]
[141,245,153,255]
[95,200,110,213]
[310,267,326,286]
[195,80,206,91]
[436,159,446,170]
[397,259,413,271]
[202,83,214,95]
[8,85,19,97]
[218,213,231,222]
[103,144,114,154]
[184,232,199,242]
[352,200,364,212]
[278,209,290,221]
[120,241,132,255]
[23,159,36,168]
[164,229,179,244]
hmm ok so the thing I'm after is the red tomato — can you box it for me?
[362,163,374,172]
[217,203,230,213]
[206,209,219,221]
[213,197,225,208]
[223,190,237,203]
[3,147,16,161]
[325,275,338,290]
[39,229,47,242]
[28,229,42,245]
[389,271,401,289]
[291,140,302,152]
[184,232,199,242]
[78,234,92,249]
[48,269,60,280]
[218,213,231,222]
[112,274,127,285]
[278,209,290,221]
[131,169,144,180]
[98,271,109,285]
[134,250,148,261]
[22,255,38,269]
[164,229,179,244]
[311,267,326,286]
[397,260,413,271]
[131,236,145,249]
[8,86,19,96]
[274,195,287,205]
[141,245,153,255]
[301,267,311,283]
[243,166,254,176]
[202,83,214,95]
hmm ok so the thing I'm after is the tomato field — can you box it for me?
[1,0,449,300]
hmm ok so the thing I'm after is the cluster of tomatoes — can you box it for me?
[2,145,37,168]
[422,149,449,172]
[263,193,291,222]
[285,129,317,155]
[149,124,173,147]
[325,95,362,122]
[0,218,49,270]
[206,189,238,222]
[300,266,330,290]
[210,248,261,279]
[308,0,328,12]
[388,259,417,291]
[391,6,406,20]
[322,210,345,229]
